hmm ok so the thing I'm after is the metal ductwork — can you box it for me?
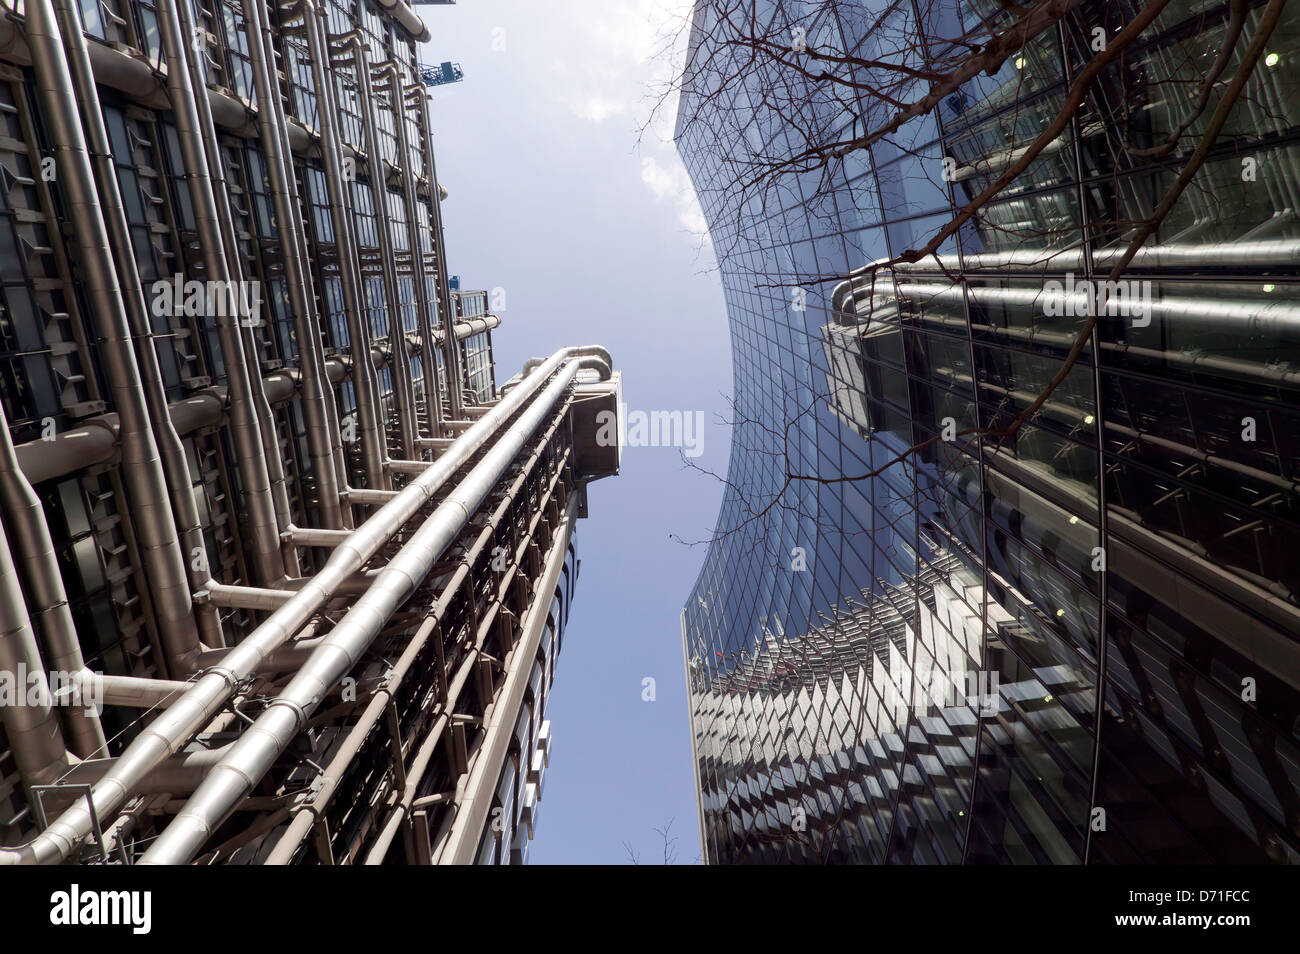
[0,347,613,865]
[140,366,593,863]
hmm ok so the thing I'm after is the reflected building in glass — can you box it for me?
[678,0,1300,864]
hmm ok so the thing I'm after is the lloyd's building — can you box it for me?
[678,0,1300,863]
[0,0,619,863]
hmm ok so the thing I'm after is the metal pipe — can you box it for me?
[13,420,117,485]
[266,612,445,864]
[60,0,232,643]
[284,527,353,547]
[302,0,389,490]
[435,497,576,864]
[372,0,429,42]
[363,444,570,864]
[27,0,201,674]
[194,638,325,674]
[242,0,346,528]
[416,86,467,422]
[450,314,501,340]
[90,673,194,709]
[64,745,232,794]
[345,488,401,506]
[0,347,609,864]
[156,0,284,586]
[169,0,299,569]
[887,237,1300,275]
[139,365,589,862]
[0,401,106,757]
[198,582,297,611]
[344,35,420,459]
[891,281,1300,333]
[0,509,70,792]
[387,68,445,439]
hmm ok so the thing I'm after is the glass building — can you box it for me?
[678,0,1300,863]
[0,0,620,864]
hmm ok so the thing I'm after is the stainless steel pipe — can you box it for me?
[0,401,106,758]
[417,87,467,422]
[156,0,284,586]
[346,36,419,460]
[302,0,390,490]
[27,0,202,674]
[139,365,587,863]
[435,497,576,864]
[389,69,445,439]
[242,0,346,528]
[0,347,610,864]
[0,509,70,792]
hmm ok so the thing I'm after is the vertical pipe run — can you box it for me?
[388,67,445,441]
[303,2,389,489]
[241,0,347,528]
[349,36,420,460]
[28,0,202,674]
[417,89,466,422]
[169,0,301,574]
[435,497,576,864]
[156,0,286,586]
[0,403,106,758]
[0,510,69,792]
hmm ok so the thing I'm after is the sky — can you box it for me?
[417,0,732,864]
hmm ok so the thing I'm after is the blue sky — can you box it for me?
[420,0,731,864]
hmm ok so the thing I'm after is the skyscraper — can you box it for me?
[677,0,1300,864]
[0,0,619,865]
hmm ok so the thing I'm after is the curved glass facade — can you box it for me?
[678,0,1300,864]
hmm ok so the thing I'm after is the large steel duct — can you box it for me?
[834,238,1300,312]
[886,281,1300,334]
[0,347,610,865]
[138,362,594,863]
[373,0,429,42]
[26,0,202,674]
[0,510,70,793]
[55,0,232,641]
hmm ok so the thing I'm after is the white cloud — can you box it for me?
[570,95,629,123]
[548,1,707,246]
